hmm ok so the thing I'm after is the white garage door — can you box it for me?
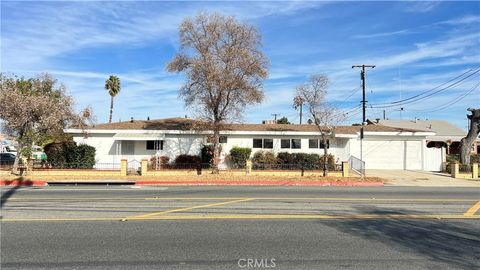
[362,140,422,170]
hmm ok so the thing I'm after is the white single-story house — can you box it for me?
[65,117,439,171]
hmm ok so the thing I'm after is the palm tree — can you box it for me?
[105,75,121,123]
[293,95,304,124]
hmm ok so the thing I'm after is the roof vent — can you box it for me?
[147,116,150,121]
[130,117,134,123]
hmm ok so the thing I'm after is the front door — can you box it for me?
[121,141,135,161]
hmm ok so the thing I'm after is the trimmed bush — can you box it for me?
[277,152,295,164]
[44,141,95,169]
[174,154,202,164]
[229,147,252,168]
[252,151,276,164]
[76,144,96,169]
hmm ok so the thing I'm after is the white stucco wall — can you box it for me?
[70,130,439,170]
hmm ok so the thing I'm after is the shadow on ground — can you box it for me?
[323,206,480,269]
[1,178,31,209]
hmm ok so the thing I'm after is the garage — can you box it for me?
[362,140,423,170]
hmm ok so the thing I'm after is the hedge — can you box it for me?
[174,154,202,164]
[44,141,96,169]
[229,147,252,168]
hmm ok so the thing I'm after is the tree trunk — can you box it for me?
[109,96,114,123]
[11,141,23,175]
[460,108,480,164]
[212,122,220,174]
[322,134,328,177]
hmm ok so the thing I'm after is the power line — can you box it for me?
[409,82,480,113]
[371,67,480,109]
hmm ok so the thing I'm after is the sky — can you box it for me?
[1,1,479,130]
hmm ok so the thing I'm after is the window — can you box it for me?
[309,139,330,149]
[291,139,301,149]
[263,139,273,149]
[281,139,291,149]
[253,139,263,148]
[146,140,163,150]
[309,139,319,149]
[219,136,227,144]
[253,138,273,149]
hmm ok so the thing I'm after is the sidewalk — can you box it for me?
[367,170,480,187]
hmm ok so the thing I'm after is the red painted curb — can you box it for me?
[135,181,384,187]
[0,180,47,187]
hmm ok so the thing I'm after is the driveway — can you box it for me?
[367,170,480,187]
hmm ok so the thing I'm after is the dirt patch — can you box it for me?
[1,173,384,183]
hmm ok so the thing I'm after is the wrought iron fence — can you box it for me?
[349,156,365,176]
[251,163,342,171]
[459,164,472,173]
[31,161,120,170]
[150,162,212,170]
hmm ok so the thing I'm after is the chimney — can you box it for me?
[130,117,134,123]
[147,116,150,121]
[375,118,380,124]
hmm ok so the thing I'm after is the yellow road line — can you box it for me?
[131,198,256,219]
[464,201,480,217]
[2,213,479,222]
[5,197,477,202]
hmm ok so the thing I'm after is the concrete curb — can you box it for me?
[135,180,384,187]
[0,180,47,187]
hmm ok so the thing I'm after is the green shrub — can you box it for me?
[229,147,252,168]
[252,151,277,164]
[76,144,96,169]
[201,145,215,164]
[277,152,295,164]
[44,141,96,169]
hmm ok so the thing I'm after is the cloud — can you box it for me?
[353,29,411,39]
[402,1,441,13]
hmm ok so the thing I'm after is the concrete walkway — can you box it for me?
[367,169,480,187]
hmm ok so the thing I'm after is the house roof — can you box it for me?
[378,119,466,136]
[82,117,426,135]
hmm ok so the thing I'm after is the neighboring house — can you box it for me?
[65,117,438,171]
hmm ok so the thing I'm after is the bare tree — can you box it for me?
[295,74,342,176]
[460,108,480,164]
[0,73,93,174]
[166,12,269,172]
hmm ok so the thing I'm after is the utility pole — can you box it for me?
[352,65,375,125]
[352,64,375,178]
[272,113,280,121]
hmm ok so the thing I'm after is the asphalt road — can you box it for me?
[1,185,479,270]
